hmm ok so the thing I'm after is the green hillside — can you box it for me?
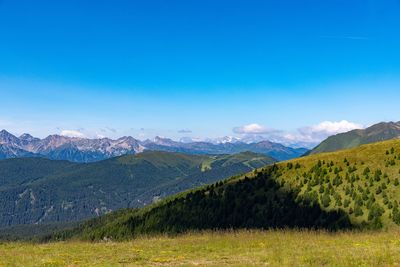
[308,121,400,155]
[0,151,275,228]
[54,139,400,241]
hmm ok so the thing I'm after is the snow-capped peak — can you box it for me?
[212,136,241,144]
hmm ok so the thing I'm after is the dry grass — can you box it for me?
[1,229,400,266]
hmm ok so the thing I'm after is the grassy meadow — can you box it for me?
[1,229,400,266]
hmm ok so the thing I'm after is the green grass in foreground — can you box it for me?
[1,230,400,266]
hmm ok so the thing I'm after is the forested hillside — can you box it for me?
[0,151,274,227]
[56,139,400,241]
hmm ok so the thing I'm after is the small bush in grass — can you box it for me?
[321,193,331,208]
[381,182,387,190]
[354,205,364,217]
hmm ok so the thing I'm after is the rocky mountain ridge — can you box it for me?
[0,130,308,162]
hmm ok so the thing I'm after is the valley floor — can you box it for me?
[1,230,400,266]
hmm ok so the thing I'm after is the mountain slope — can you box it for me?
[56,139,400,241]
[0,144,39,159]
[0,130,307,162]
[308,121,400,155]
[144,138,307,161]
[0,151,275,227]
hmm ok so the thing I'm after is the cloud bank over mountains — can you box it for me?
[232,120,364,147]
[1,114,363,149]
[297,120,363,141]
[233,123,273,135]
[39,120,365,147]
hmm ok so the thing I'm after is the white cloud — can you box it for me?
[299,120,363,138]
[178,129,192,134]
[60,130,86,138]
[233,123,273,134]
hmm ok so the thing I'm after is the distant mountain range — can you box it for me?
[0,130,308,162]
[0,151,275,227]
[307,121,400,155]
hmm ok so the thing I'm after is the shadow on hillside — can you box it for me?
[76,168,353,240]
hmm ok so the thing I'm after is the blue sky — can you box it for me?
[1,0,400,145]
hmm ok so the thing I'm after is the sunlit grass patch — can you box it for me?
[1,229,400,266]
